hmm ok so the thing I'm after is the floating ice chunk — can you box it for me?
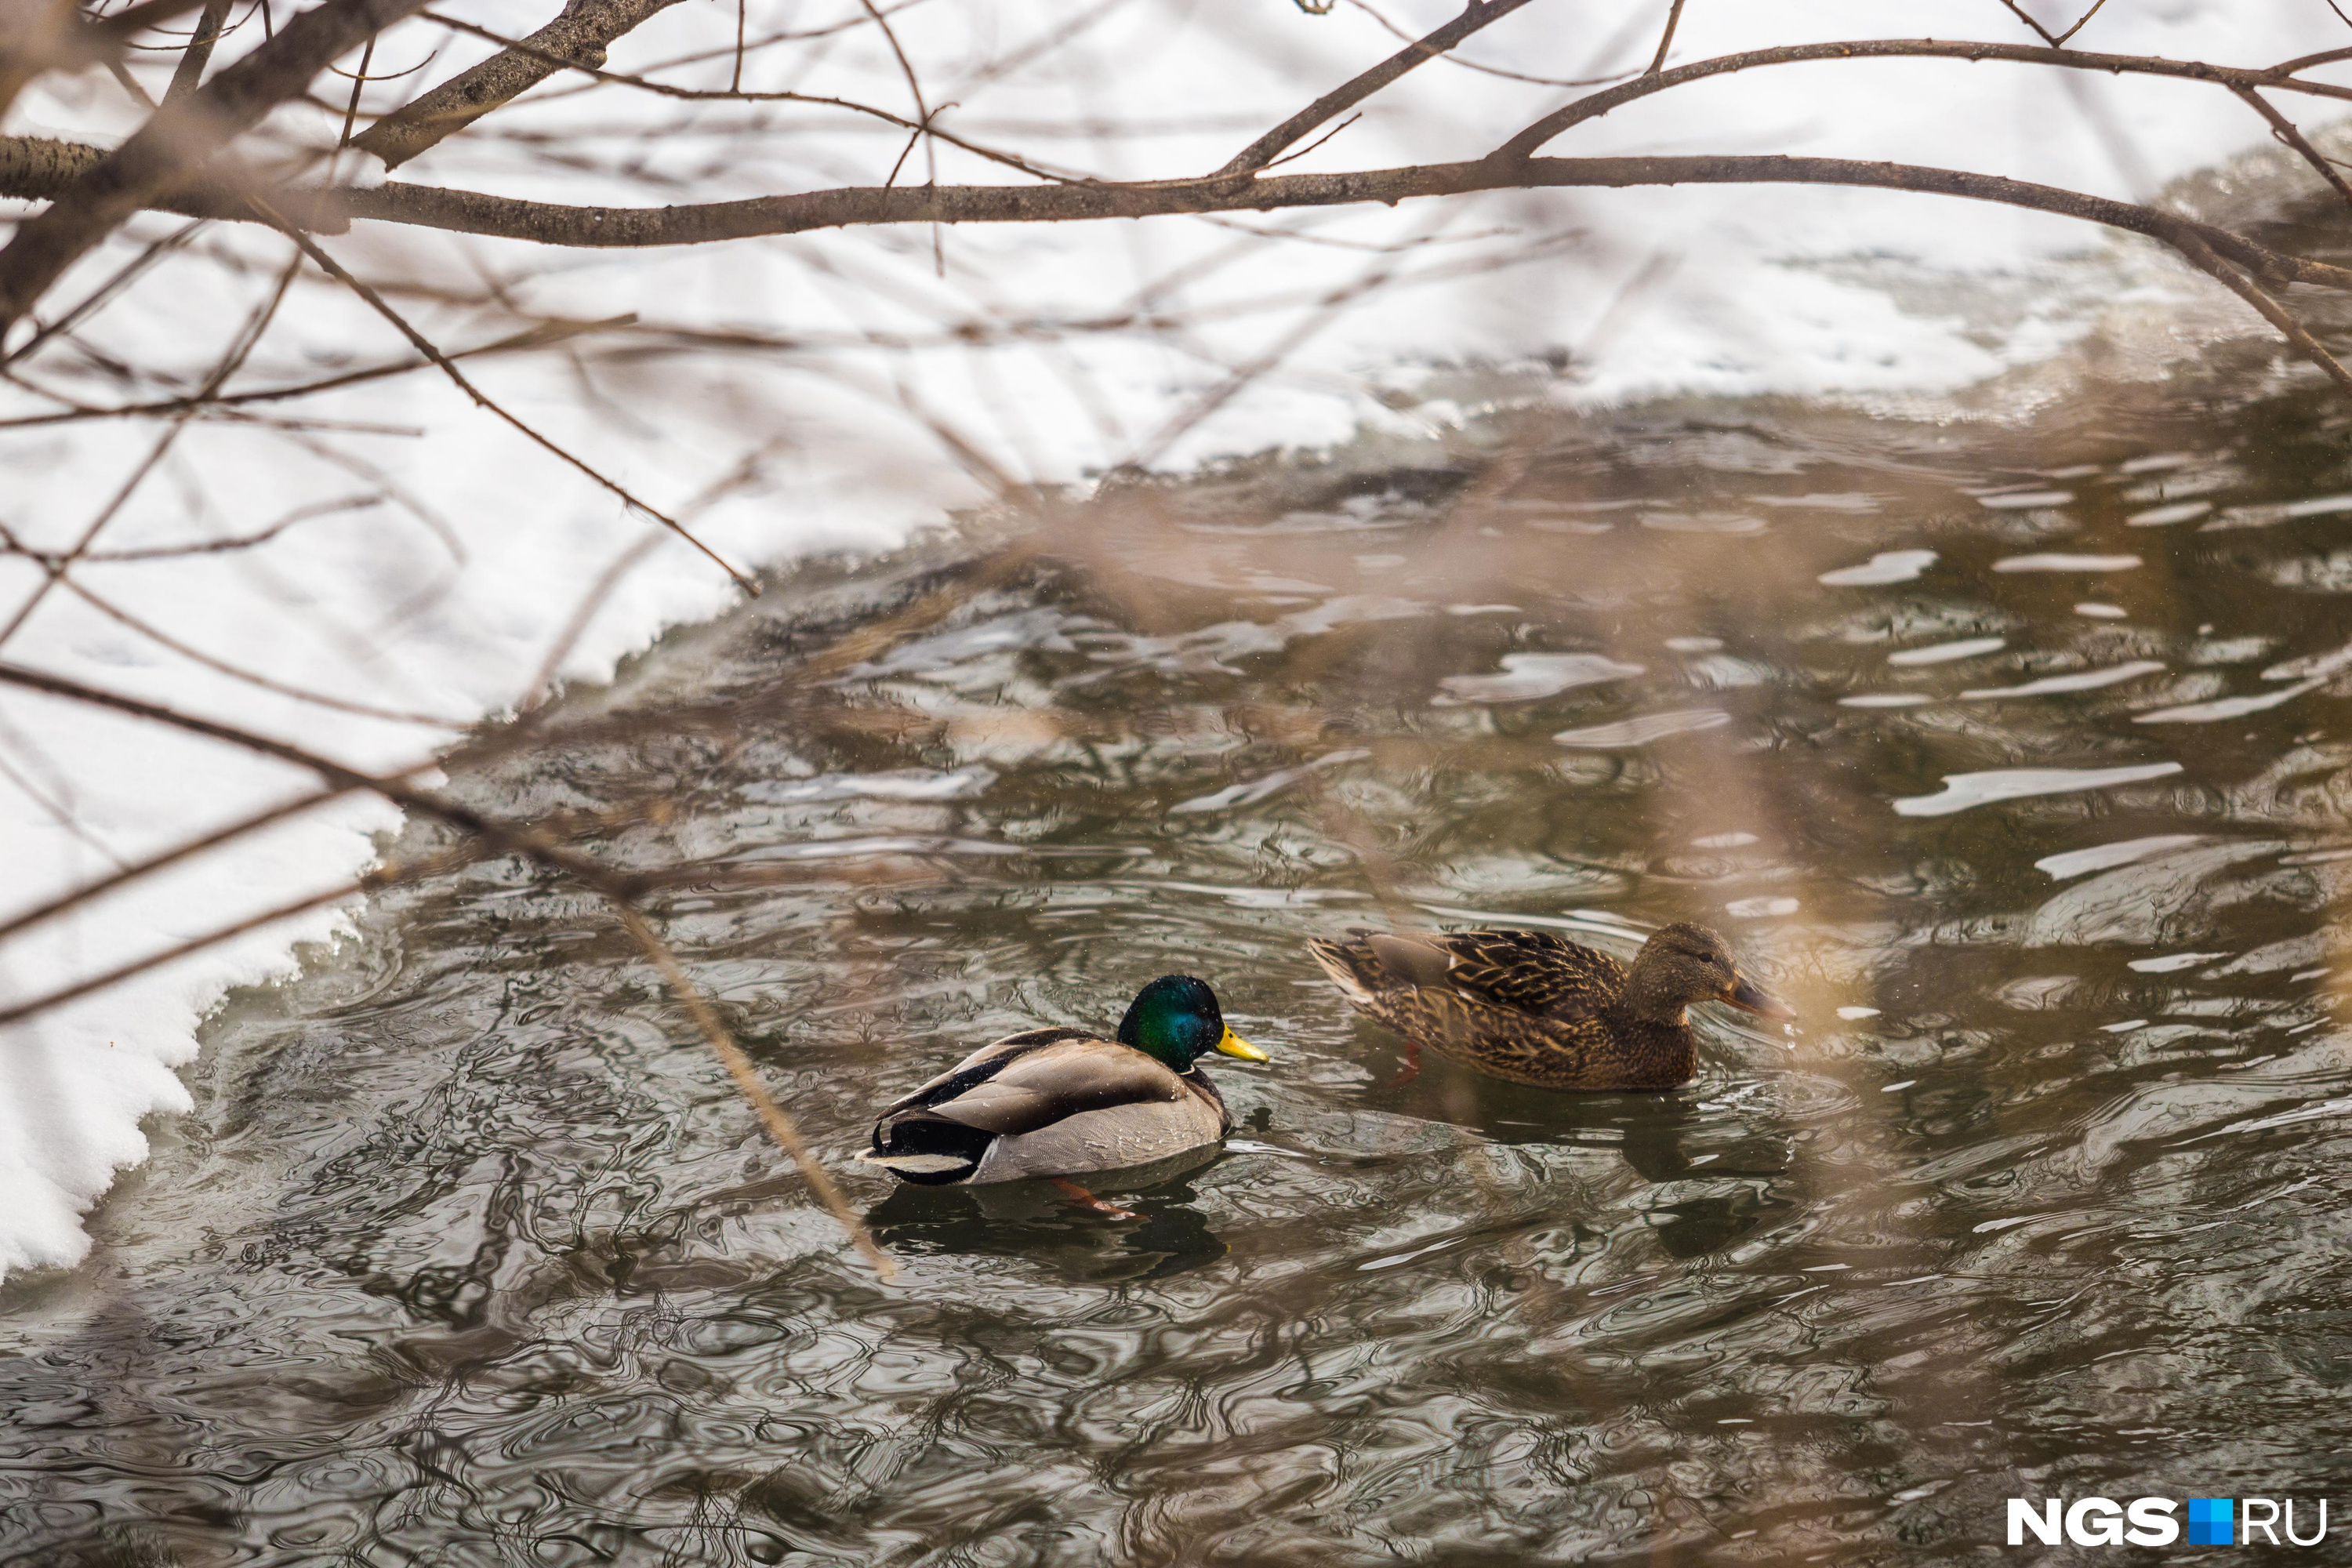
[2261,641,2352,681]
[1839,693,1933,707]
[1693,831,1759,848]
[1889,637,2005,666]
[1961,661,2165,699]
[1892,762,2183,817]
[2120,452,2199,474]
[1976,490,2074,510]
[2125,501,2211,527]
[2133,677,2324,724]
[2204,493,2352,531]
[1665,636,1724,652]
[1818,549,1936,586]
[2075,603,2129,619]
[1433,652,1643,705]
[747,767,996,804]
[2129,952,2228,973]
[2034,834,2209,880]
[1554,709,1730,747]
[1993,554,2141,572]
[1838,1005,1881,1019]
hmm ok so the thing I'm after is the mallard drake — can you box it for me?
[1308,922,1791,1091]
[857,975,1269,1210]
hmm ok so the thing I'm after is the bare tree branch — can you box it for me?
[352,0,685,169]
[615,905,896,1281]
[1219,0,1544,176]
[256,207,758,594]
[0,786,352,950]
[1495,38,2352,162]
[165,0,236,103]
[0,840,480,1028]
[0,655,893,1277]
[2053,0,2111,46]
[1644,0,1687,74]
[302,155,2352,300]
[0,660,633,892]
[0,0,436,332]
[2233,84,2352,216]
[2171,230,2352,394]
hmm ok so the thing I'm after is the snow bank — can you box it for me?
[0,0,2340,1278]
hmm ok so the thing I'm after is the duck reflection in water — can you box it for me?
[865,1147,1230,1280]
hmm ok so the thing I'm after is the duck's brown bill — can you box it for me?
[1725,972,1797,1021]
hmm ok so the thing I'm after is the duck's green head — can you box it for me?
[1116,975,1269,1071]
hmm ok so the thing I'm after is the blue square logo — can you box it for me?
[2187,1498,2234,1546]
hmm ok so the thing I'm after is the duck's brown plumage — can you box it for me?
[1308,922,1791,1091]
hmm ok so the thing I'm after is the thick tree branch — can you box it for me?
[351,0,685,169]
[1219,0,1544,176]
[304,155,2349,293]
[0,135,352,230]
[13,132,2351,303]
[0,0,434,332]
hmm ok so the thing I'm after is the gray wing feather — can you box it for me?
[889,1031,1185,1137]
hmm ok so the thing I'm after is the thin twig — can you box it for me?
[1644,0,1686,74]
[1996,0,2060,47]
[0,841,481,1027]
[1221,0,1543,176]
[0,314,634,428]
[615,904,896,1280]
[2233,84,2352,215]
[255,203,759,595]
[2052,0,2109,46]
[0,248,303,654]
[163,0,232,100]
[0,786,353,949]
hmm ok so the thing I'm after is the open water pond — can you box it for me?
[6,336,2352,1563]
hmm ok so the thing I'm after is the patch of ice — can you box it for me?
[1434,653,1644,706]
[1554,710,1731,747]
[1992,554,2141,573]
[1889,637,2006,666]
[1962,661,2165,699]
[1893,762,2183,817]
[2035,835,2210,880]
[1819,550,1937,586]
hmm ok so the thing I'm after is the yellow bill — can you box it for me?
[1214,1026,1270,1062]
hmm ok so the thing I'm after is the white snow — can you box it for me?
[0,0,2347,1277]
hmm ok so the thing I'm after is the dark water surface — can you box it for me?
[6,341,2352,1563]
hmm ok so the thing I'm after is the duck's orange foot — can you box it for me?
[1050,1176,1141,1221]
[1386,1037,1424,1088]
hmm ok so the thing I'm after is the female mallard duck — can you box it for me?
[1308,921,1791,1091]
[858,975,1269,1210]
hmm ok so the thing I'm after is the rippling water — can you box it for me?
[7,332,2352,1563]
